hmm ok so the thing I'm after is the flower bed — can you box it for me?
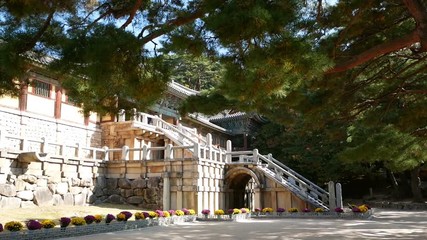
[0,209,197,240]
[251,205,374,220]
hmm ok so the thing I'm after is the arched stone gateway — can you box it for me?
[224,166,262,210]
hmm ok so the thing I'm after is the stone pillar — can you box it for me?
[335,183,343,208]
[254,188,262,210]
[163,173,171,210]
[226,140,232,163]
[252,149,259,164]
[328,181,336,210]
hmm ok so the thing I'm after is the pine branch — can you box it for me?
[327,30,420,74]
[120,0,144,29]
[139,9,205,44]
[17,10,55,54]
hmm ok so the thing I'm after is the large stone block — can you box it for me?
[0,183,16,197]
[0,196,21,208]
[106,178,118,189]
[63,193,74,205]
[21,200,37,208]
[121,189,133,198]
[107,194,124,204]
[74,193,87,206]
[80,177,93,187]
[133,188,144,196]
[147,177,160,188]
[118,178,131,189]
[15,179,29,191]
[69,187,82,195]
[69,177,81,187]
[16,190,34,201]
[53,194,64,206]
[131,178,146,189]
[18,174,37,183]
[127,196,144,204]
[56,182,69,195]
[24,168,43,176]
[95,177,107,189]
[33,187,53,206]
[36,178,48,187]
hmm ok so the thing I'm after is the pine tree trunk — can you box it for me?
[410,166,424,203]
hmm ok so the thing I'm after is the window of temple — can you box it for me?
[32,80,51,98]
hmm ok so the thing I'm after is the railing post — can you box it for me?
[118,109,126,122]
[193,143,200,160]
[328,181,336,210]
[102,146,109,161]
[131,108,137,121]
[253,148,259,163]
[336,183,343,209]
[226,140,232,163]
[165,144,173,160]
[121,145,129,161]
[142,144,149,160]
[142,113,148,124]
[206,133,212,160]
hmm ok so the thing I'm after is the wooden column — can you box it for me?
[19,83,28,111]
[54,86,62,119]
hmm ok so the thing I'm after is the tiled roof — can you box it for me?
[167,81,199,99]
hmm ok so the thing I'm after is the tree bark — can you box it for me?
[410,166,424,203]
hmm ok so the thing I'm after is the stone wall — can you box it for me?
[0,150,105,209]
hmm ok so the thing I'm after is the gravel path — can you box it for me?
[60,209,427,240]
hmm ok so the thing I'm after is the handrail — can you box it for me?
[260,154,329,197]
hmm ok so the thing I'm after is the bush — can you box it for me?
[168,210,176,216]
[59,217,71,228]
[120,211,133,220]
[94,215,103,223]
[5,221,24,232]
[105,214,115,224]
[84,215,96,224]
[134,212,145,220]
[163,211,171,218]
[26,220,42,230]
[71,217,86,226]
[0,223,3,232]
[41,220,56,229]
[116,213,126,222]
[175,210,184,216]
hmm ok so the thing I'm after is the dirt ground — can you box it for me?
[0,203,144,224]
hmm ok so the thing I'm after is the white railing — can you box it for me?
[226,148,329,210]
[0,129,107,161]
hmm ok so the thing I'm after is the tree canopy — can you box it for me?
[2,0,427,199]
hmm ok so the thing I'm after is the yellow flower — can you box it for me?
[262,207,273,213]
[175,210,185,216]
[214,209,225,215]
[314,208,324,213]
[163,211,171,217]
[41,219,56,228]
